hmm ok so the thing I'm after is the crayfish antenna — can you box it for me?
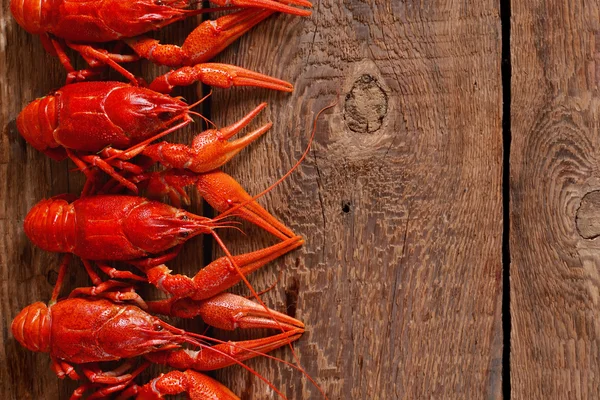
[179,328,329,400]
[209,98,338,400]
[157,332,295,400]
[213,99,338,223]
[187,89,217,129]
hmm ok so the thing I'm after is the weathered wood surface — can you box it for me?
[210,2,503,399]
[0,1,503,400]
[511,1,600,398]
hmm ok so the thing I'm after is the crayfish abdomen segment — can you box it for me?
[17,94,64,160]
[11,302,51,353]
[10,0,52,35]
[24,197,77,254]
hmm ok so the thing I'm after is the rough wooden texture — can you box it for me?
[511,1,600,398]
[210,2,503,399]
[0,1,503,399]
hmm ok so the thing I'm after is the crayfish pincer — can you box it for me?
[12,291,304,399]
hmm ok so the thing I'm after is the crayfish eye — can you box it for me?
[180,215,188,221]
[155,324,163,331]
[180,231,189,238]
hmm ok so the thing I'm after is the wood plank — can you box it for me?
[209,2,503,398]
[511,1,600,398]
[0,11,207,399]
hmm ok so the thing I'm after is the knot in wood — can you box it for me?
[576,190,600,239]
[344,74,388,133]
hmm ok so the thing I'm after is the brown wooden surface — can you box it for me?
[209,2,503,399]
[0,1,503,400]
[511,0,600,398]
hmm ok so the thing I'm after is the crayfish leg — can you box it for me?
[73,362,149,400]
[94,261,146,282]
[196,170,296,239]
[51,356,80,380]
[78,154,141,194]
[128,244,184,270]
[179,9,273,65]
[141,102,271,173]
[49,254,72,304]
[125,10,273,68]
[143,236,303,300]
[65,42,141,85]
[69,281,149,310]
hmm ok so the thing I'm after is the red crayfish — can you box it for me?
[22,101,336,298]
[10,0,311,85]
[24,194,299,298]
[17,81,282,194]
[12,277,305,399]
[17,86,336,398]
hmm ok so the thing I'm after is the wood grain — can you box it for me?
[0,1,503,399]
[511,1,600,398]
[209,2,503,399]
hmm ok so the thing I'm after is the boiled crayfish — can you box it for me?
[10,0,311,85]
[10,0,332,393]
[24,194,298,298]
[12,281,304,399]
[17,81,279,193]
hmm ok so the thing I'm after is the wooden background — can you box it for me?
[511,1,600,399]
[12,0,600,398]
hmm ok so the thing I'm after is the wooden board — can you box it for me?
[511,0,600,398]
[0,1,503,399]
[209,3,503,399]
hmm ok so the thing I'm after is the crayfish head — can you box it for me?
[96,305,184,357]
[104,87,190,144]
[12,302,51,353]
[124,200,215,253]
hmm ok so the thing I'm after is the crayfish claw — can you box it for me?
[149,63,293,93]
[130,370,240,400]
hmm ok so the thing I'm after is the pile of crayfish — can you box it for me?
[9,0,329,397]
